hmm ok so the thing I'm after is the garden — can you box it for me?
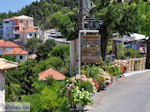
[62,57,128,111]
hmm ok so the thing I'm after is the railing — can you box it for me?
[127,57,146,72]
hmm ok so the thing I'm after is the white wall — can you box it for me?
[20,32,40,45]
[26,32,40,38]
[15,54,27,62]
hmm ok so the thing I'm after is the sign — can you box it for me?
[81,34,101,63]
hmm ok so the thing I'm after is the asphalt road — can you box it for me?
[86,72,150,112]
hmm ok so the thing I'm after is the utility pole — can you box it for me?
[79,0,84,30]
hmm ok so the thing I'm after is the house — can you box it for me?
[20,28,40,45]
[3,15,40,45]
[0,40,28,61]
[0,58,18,111]
[5,48,28,62]
[39,68,66,81]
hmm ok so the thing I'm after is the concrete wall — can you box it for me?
[20,32,40,45]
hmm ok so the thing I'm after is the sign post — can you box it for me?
[78,30,100,75]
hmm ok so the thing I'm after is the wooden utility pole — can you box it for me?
[70,0,84,75]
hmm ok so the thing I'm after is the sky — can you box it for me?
[0,0,39,13]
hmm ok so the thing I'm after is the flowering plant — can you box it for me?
[66,75,96,97]
[112,60,128,73]
[71,86,93,106]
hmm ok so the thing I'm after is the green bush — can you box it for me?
[23,81,71,112]
[105,65,122,76]
[51,44,69,60]
[76,79,94,93]
[2,55,16,62]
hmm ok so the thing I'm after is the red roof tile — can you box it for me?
[5,48,28,55]
[0,40,23,48]
[39,68,65,81]
[21,28,40,33]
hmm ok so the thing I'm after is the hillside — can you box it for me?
[0,0,78,28]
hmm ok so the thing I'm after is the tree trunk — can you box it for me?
[112,40,117,57]
[101,36,109,60]
[146,38,150,68]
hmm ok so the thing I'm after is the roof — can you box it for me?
[0,40,23,48]
[5,48,28,55]
[0,58,18,71]
[39,68,66,81]
[13,15,33,20]
[113,33,149,42]
[21,28,40,33]
[28,54,37,59]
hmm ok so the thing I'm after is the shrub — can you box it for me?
[2,55,16,62]
[51,44,69,60]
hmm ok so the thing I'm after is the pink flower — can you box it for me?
[101,69,104,72]
[81,75,86,78]
[66,92,69,97]
[76,74,80,78]
[114,64,118,66]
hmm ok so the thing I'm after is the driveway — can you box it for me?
[86,72,150,112]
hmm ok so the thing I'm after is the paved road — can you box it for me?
[86,72,150,112]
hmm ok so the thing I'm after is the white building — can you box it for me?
[0,40,28,62]
[20,28,40,45]
[5,48,28,62]
[3,15,40,45]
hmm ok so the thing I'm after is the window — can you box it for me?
[34,33,37,37]
[29,33,32,37]
[26,20,30,24]
[19,20,23,23]
[20,55,23,60]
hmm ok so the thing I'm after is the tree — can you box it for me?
[5,59,38,101]
[45,39,56,50]
[35,39,56,61]
[94,2,141,59]
[51,44,69,59]
[26,37,39,54]
[22,81,70,112]
[2,55,16,62]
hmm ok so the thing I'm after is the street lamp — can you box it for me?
[84,14,102,30]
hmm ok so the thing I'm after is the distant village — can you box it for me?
[0,15,70,62]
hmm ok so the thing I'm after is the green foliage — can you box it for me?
[23,81,70,112]
[51,44,69,60]
[26,37,39,54]
[81,65,100,78]
[125,48,142,58]
[76,79,94,93]
[35,39,56,61]
[105,65,122,76]
[5,60,38,101]
[45,39,56,50]
[2,55,16,62]
[46,56,64,70]
[71,87,93,107]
